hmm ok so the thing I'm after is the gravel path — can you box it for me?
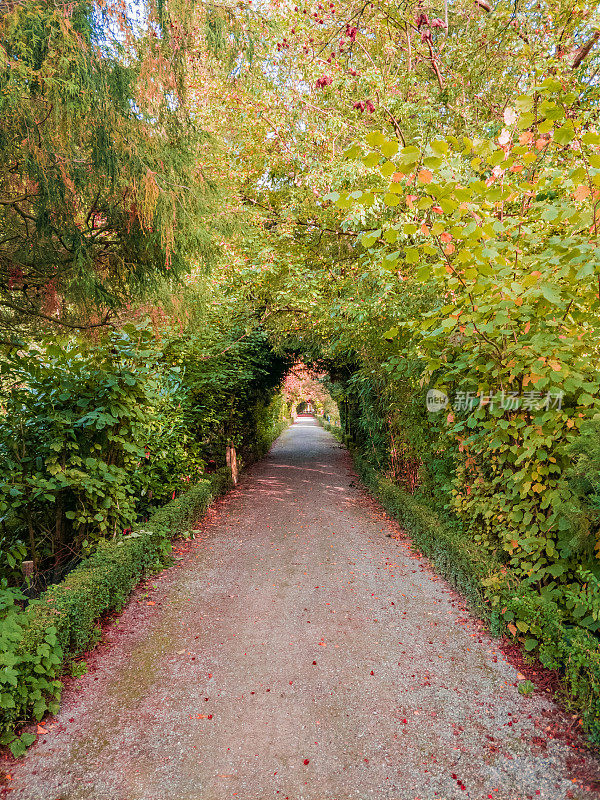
[7,418,600,800]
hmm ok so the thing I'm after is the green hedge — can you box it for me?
[331,430,600,746]
[0,469,232,755]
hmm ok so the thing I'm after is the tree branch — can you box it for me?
[571,31,600,69]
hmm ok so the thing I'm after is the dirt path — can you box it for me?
[8,419,600,800]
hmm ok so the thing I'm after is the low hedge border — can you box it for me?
[318,419,600,746]
[0,468,233,755]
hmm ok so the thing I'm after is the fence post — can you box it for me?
[226,443,238,485]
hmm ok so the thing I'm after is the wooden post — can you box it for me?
[22,560,34,581]
[226,444,238,485]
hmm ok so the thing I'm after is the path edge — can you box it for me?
[1,468,237,758]
[316,415,600,750]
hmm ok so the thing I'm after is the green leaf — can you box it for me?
[33,698,47,720]
[398,146,420,165]
[360,230,381,248]
[9,739,26,758]
[576,262,595,279]
[381,140,399,158]
[540,285,562,305]
[518,112,535,130]
[365,131,386,147]
[582,131,600,146]
[554,123,575,145]
[380,161,396,178]
[344,145,362,159]
[423,156,443,169]
[430,140,449,155]
[515,95,534,113]
[540,101,564,121]
[0,692,15,709]
[541,206,559,221]
[362,152,380,168]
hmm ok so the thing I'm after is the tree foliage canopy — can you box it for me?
[0,0,224,339]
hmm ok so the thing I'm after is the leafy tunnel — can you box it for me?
[2,0,600,759]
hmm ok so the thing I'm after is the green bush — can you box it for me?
[560,627,600,742]
[0,330,207,584]
[0,470,232,755]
